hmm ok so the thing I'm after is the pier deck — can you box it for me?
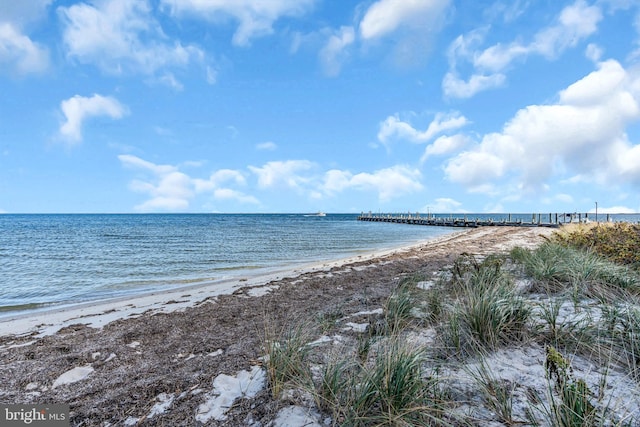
[356,213,601,228]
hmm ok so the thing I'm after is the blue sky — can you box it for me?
[2,0,640,214]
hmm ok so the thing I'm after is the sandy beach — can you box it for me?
[4,225,626,426]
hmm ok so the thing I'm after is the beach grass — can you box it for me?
[318,340,452,426]
[258,224,640,426]
[263,320,313,398]
[434,253,531,357]
[468,357,520,425]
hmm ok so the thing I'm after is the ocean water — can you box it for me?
[0,214,458,315]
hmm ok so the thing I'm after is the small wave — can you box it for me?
[213,265,265,272]
[0,302,50,313]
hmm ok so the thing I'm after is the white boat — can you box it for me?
[304,212,326,217]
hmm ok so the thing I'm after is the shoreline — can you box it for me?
[0,226,562,426]
[0,227,469,338]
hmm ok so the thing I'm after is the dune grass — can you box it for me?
[261,224,640,426]
[318,340,452,426]
[263,321,313,398]
[468,357,520,425]
[437,254,531,357]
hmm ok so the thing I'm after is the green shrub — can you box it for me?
[544,346,597,427]
[552,223,640,269]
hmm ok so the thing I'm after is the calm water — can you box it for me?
[0,214,458,315]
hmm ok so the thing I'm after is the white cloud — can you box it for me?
[359,0,451,40]
[542,193,574,206]
[322,169,352,196]
[445,150,506,189]
[120,154,193,211]
[59,94,128,144]
[378,111,469,145]
[119,155,258,211]
[0,22,49,75]
[585,43,603,62]
[319,26,355,77]
[59,0,204,80]
[358,0,451,68]
[213,188,259,204]
[444,59,640,194]
[555,193,574,204]
[558,59,627,106]
[446,28,487,69]
[119,154,429,209]
[472,43,529,73]
[474,0,602,71]
[442,71,506,99]
[483,0,529,23]
[256,141,277,151]
[206,65,218,85]
[194,169,247,192]
[119,154,173,173]
[249,160,316,189]
[593,205,637,214]
[420,134,469,162]
[161,0,316,46]
[530,0,601,58]
[155,72,184,91]
[445,0,603,98]
[322,165,423,202]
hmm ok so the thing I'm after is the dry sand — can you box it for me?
[0,226,563,425]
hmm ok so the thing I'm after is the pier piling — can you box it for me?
[356,212,584,228]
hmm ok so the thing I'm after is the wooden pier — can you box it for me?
[356,212,603,228]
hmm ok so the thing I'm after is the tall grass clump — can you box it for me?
[317,341,451,426]
[263,321,313,398]
[468,358,521,425]
[370,275,423,337]
[317,359,353,420]
[424,287,446,325]
[534,299,594,352]
[524,345,637,426]
[450,254,510,294]
[317,307,345,333]
[384,280,415,335]
[510,241,640,299]
[595,304,640,380]
[439,254,531,356]
[460,281,530,351]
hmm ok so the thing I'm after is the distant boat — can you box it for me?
[304,212,326,217]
